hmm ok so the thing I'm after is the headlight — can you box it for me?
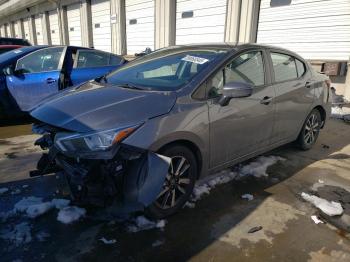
[55,124,140,153]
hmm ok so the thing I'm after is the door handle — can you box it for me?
[305,81,311,88]
[260,96,273,105]
[46,78,57,84]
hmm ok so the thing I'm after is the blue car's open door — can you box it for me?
[6,47,65,112]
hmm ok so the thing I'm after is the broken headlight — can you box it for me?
[55,125,141,153]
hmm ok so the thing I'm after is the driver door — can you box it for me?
[6,47,65,112]
[208,50,276,168]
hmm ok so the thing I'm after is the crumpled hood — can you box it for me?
[30,81,177,132]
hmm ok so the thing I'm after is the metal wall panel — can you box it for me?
[125,0,155,54]
[35,14,44,44]
[49,10,61,45]
[176,0,227,44]
[258,0,350,60]
[91,0,111,52]
[67,3,82,46]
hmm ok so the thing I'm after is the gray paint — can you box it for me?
[31,43,331,179]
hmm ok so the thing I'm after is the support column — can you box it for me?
[18,19,25,39]
[29,15,37,44]
[80,0,93,47]
[9,22,15,38]
[238,0,260,43]
[59,6,69,45]
[4,24,8,37]
[42,11,51,44]
[225,0,242,43]
[155,0,176,49]
[344,59,350,101]
[111,0,126,55]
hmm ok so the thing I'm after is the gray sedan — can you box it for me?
[30,43,331,218]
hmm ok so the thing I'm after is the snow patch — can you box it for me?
[26,202,53,218]
[331,106,350,119]
[14,197,43,212]
[127,216,166,233]
[241,194,254,201]
[11,189,21,195]
[99,237,117,244]
[51,198,70,209]
[301,192,344,216]
[311,215,324,224]
[36,231,50,242]
[0,187,9,194]
[239,156,285,178]
[0,222,32,246]
[57,206,86,224]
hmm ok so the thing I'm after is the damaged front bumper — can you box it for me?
[30,131,170,214]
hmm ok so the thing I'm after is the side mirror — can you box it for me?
[13,68,26,77]
[219,81,253,106]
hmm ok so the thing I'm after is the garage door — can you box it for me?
[14,21,20,38]
[23,18,32,43]
[125,0,154,55]
[67,3,82,46]
[91,0,111,52]
[49,10,61,45]
[5,23,11,37]
[35,14,44,44]
[176,0,227,44]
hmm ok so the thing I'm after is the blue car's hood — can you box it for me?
[30,81,177,132]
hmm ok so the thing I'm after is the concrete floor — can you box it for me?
[0,118,350,262]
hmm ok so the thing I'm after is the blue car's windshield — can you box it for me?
[105,49,227,91]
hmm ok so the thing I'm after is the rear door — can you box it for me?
[6,47,65,111]
[70,49,123,85]
[267,50,314,143]
[208,49,275,168]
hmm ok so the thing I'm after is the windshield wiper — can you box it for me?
[117,83,144,90]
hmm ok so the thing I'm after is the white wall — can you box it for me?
[257,0,350,61]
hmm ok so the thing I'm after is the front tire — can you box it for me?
[145,145,198,219]
[296,109,322,150]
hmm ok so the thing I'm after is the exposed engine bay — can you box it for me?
[30,122,170,215]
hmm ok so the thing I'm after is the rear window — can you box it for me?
[270,52,297,82]
[75,50,123,68]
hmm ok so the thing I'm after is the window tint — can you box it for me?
[295,59,306,77]
[225,51,265,87]
[270,52,297,82]
[16,47,64,73]
[76,50,122,68]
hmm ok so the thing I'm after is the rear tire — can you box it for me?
[145,145,198,219]
[296,109,322,150]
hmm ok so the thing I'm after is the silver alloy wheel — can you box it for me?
[155,156,191,209]
[304,113,320,145]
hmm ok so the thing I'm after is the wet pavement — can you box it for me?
[1,118,350,261]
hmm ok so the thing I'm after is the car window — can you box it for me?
[295,59,306,77]
[105,50,227,91]
[76,50,122,68]
[208,51,264,99]
[16,47,64,73]
[270,52,298,82]
[225,51,265,87]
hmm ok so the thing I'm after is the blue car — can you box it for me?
[0,45,125,117]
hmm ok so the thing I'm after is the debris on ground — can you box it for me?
[318,179,325,184]
[322,144,330,149]
[36,231,50,242]
[0,222,32,246]
[127,216,166,233]
[152,239,164,247]
[248,226,263,233]
[0,187,9,194]
[183,201,196,208]
[301,192,344,216]
[239,156,285,178]
[311,215,324,224]
[99,237,117,244]
[57,206,86,224]
[241,194,254,201]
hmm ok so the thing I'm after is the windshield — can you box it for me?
[105,49,227,91]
